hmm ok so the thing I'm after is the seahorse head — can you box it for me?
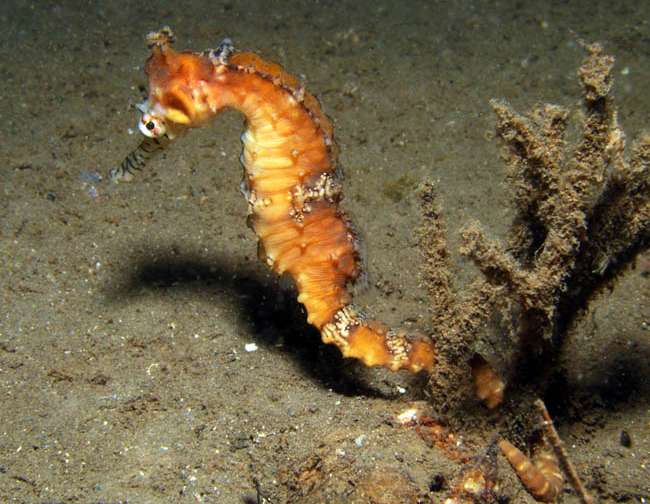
[139,32,217,138]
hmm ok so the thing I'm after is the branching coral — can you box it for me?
[419,43,650,411]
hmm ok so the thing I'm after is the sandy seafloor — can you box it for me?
[1,0,649,502]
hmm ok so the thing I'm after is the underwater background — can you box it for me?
[1,0,648,502]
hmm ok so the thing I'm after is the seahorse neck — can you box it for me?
[221,70,313,141]
[211,68,335,199]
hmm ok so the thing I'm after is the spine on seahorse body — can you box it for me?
[113,28,435,373]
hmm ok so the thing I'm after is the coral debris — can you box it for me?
[419,43,650,407]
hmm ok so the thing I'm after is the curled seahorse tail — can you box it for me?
[321,305,435,373]
[109,135,170,183]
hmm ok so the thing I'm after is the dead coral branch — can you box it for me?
[417,182,501,408]
[462,43,649,345]
[420,43,650,409]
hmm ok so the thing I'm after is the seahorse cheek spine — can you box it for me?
[142,38,435,373]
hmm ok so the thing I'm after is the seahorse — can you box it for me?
[111,27,435,373]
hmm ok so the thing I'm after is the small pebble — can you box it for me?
[79,170,102,183]
[354,434,366,447]
[244,343,258,352]
[620,429,632,448]
[230,433,251,450]
[429,473,446,492]
[397,408,418,424]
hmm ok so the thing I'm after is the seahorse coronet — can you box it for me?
[114,29,436,374]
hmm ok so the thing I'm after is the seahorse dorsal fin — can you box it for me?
[208,38,235,66]
[228,52,335,148]
[146,26,176,52]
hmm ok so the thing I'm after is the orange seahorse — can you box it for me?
[111,27,435,373]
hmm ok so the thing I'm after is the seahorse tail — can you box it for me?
[251,182,435,373]
[321,305,435,373]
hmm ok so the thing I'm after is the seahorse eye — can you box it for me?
[138,114,165,138]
